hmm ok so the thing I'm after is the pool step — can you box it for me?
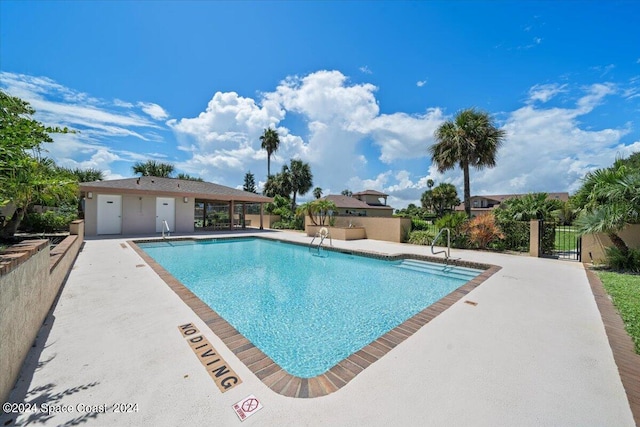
[395,259,482,281]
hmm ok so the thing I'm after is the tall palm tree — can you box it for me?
[287,159,313,212]
[260,128,280,177]
[313,187,323,199]
[132,160,175,177]
[430,108,506,217]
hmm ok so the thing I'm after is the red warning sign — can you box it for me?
[233,394,263,421]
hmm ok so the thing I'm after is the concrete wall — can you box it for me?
[581,224,640,264]
[305,216,411,243]
[0,221,84,404]
[245,214,280,229]
[306,225,367,241]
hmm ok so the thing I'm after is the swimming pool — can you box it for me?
[138,238,483,378]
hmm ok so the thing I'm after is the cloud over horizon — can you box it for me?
[1,70,637,208]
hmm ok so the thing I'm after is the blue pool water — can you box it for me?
[139,238,481,377]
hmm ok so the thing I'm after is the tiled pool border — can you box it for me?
[129,236,501,398]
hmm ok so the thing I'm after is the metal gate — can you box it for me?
[541,221,581,261]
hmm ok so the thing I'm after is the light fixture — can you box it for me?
[183,197,188,203]
[87,192,93,199]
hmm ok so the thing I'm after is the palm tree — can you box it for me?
[260,128,280,177]
[430,108,506,218]
[313,187,323,199]
[575,163,640,255]
[262,167,291,198]
[132,160,175,177]
[287,159,313,211]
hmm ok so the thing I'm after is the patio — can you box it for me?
[0,230,635,426]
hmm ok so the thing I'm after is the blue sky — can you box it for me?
[1,1,639,208]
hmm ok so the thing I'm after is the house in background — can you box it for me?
[80,176,273,236]
[455,192,570,217]
[324,190,394,217]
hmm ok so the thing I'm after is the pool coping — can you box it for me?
[128,236,502,398]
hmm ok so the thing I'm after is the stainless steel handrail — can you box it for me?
[431,227,450,260]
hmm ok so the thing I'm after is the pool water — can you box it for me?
[139,238,481,378]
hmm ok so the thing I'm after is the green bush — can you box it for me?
[496,219,530,252]
[605,247,640,272]
[411,217,431,231]
[408,230,436,245]
[21,210,77,233]
[271,215,304,230]
[434,212,469,248]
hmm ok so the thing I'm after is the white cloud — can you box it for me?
[359,66,372,74]
[416,80,427,87]
[139,102,169,120]
[528,84,567,103]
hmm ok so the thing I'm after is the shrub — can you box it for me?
[21,210,77,233]
[605,247,640,272]
[408,230,436,245]
[495,219,530,252]
[434,212,469,248]
[411,217,432,231]
[464,214,504,249]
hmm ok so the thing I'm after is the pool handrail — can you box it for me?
[431,227,450,260]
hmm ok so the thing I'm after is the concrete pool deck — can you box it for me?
[1,230,636,426]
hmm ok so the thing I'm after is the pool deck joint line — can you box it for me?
[129,236,501,398]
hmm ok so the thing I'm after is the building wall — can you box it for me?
[85,192,196,236]
[122,195,156,234]
[175,197,195,233]
[581,224,640,264]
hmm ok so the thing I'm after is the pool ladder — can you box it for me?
[431,228,450,261]
[309,227,332,256]
[162,219,171,239]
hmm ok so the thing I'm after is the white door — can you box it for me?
[97,195,122,235]
[156,197,175,232]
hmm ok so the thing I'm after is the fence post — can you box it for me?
[529,219,541,257]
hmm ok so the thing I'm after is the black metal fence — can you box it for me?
[541,222,581,261]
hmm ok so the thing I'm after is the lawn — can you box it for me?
[598,271,640,354]
[554,226,579,251]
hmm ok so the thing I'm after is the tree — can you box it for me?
[574,161,640,256]
[287,159,313,211]
[430,108,506,218]
[57,167,105,183]
[0,91,76,238]
[313,187,323,199]
[260,128,280,177]
[176,173,203,182]
[262,168,292,198]
[1,157,77,238]
[296,199,337,226]
[243,171,257,193]
[494,193,562,222]
[341,189,353,196]
[421,183,459,217]
[132,160,175,177]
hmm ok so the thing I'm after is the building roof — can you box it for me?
[325,195,393,210]
[80,176,273,203]
[352,189,389,197]
[454,192,570,211]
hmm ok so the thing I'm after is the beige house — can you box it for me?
[80,177,273,236]
[455,192,570,217]
[325,190,394,217]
